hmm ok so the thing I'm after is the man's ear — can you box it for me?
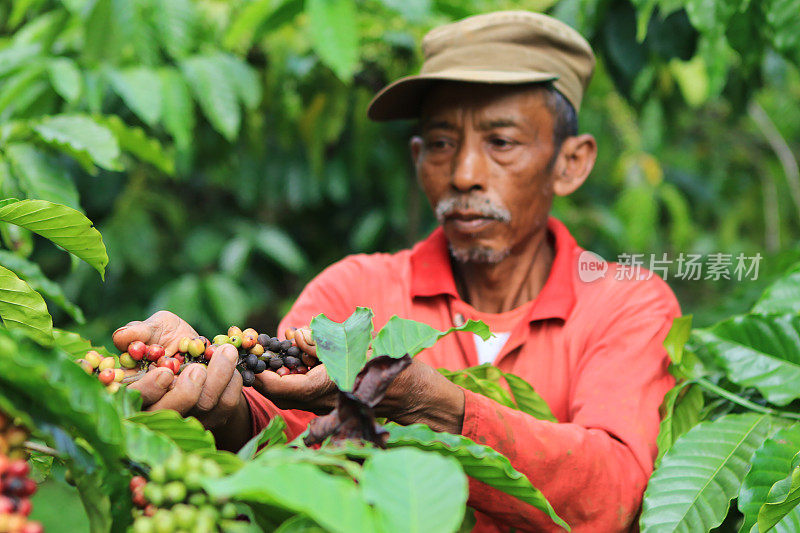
[551,134,597,196]
[410,136,423,164]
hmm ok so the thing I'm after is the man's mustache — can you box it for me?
[434,196,512,224]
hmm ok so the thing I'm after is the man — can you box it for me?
[113,11,680,532]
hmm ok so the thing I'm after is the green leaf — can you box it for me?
[502,372,558,422]
[46,57,82,103]
[152,0,198,59]
[0,199,108,279]
[664,315,693,365]
[765,0,800,56]
[158,67,195,149]
[373,315,491,359]
[0,330,132,530]
[0,64,46,118]
[224,0,304,51]
[33,114,122,172]
[694,314,800,406]
[439,364,556,422]
[5,143,80,210]
[385,423,569,531]
[122,419,180,466]
[203,273,250,329]
[759,460,800,532]
[311,307,374,392]
[180,55,240,141]
[440,367,517,408]
[108,67,162,127]
[274,515,326,533]
[251,226,310,274]
[215,53,262,110]
[739,424,800,532]
[238,416,288,460]
[640,413,773,532]
[306,0,360,81]
[204,461,376,533]
[655,382,704,466]
[94,115,174,174]
[0,44,42,77]
[0,264,52,343]
[52,328,114,358]
[362,448,467,533]
[753,263,800,315]
[380,0,432,22]
[126,411,216,454]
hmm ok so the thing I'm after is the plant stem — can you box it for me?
[24,441,61,457]
[695,378,800,421]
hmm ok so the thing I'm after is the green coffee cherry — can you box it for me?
[153,509,176,533]
[172,504,196,529]
[164,481,187,504]
[149,465,167,484]
[143,483,165,507]
[132,517,156,533]
[212,334,229,346]
[221,502,237,520]
[119,352,138,369]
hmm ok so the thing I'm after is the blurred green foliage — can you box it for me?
[0,0,798,344]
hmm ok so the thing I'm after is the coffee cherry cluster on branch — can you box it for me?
[74,350,126,393]
[0,413,42,533]
[129,454,237,533]
[174,326,320,387]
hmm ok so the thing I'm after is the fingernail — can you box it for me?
[188,365,206,384]
[112,326,126,336]
[156,369,173,388]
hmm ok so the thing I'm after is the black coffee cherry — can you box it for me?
[269,356,283,370]
[241,369,255,387]
[245,354,259,369]
[284,356,300,369]
[254,359,267,374]
[279,340,292,351]
[286,346,300,358]
[257,333,270,347]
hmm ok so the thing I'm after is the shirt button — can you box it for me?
[453,313,465,327]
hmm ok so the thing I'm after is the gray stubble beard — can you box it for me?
[434,195,513,265]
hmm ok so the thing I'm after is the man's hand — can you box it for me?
[255,326,466,434]
[112,311,251,450]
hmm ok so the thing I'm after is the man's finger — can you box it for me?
[197,370,243,429]
[253,365,336,412]
[294,327,317,357]
[128,367,175,406]
[148,364,207,415]
[112,321,154,352]
[196,344,238,413]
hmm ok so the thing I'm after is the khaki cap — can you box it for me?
[367,11,595,121]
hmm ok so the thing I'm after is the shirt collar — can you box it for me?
[409,216,577,322]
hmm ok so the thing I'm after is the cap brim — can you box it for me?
[367,69,558,121]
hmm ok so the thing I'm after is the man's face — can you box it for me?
[412,83,559,264]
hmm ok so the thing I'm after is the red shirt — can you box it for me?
[243,217,680,532]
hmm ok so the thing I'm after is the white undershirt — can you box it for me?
[474,331,511,365]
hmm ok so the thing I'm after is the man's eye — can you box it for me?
[426,139,452,150]
[489,138,516,150]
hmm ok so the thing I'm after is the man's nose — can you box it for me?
[450,142,487,192]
